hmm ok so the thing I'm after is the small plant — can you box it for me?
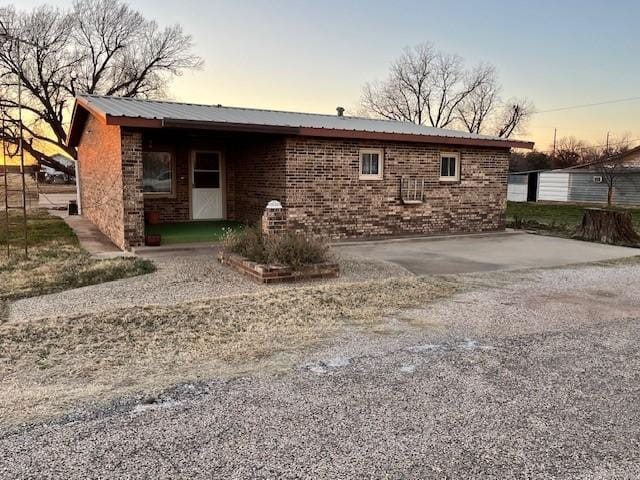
[223,226,330,270]
[223,226,268,264]
[264,231,329,270]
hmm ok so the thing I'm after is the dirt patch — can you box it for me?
[0,276,458,427]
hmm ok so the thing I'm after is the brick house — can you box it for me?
[67,95,533,250]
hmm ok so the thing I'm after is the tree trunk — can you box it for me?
[573,208,640,246]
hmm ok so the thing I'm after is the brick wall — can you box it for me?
[228,137,287,224]
[283,137,509,238]
[121,129,145,248]
[77,115,126,248]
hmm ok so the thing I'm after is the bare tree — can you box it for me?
[551,136,592,169]
[360,43,532,137]
[495,98,534,138]
[593,135,633,206]
[456,64,499,134]
[596,156,627,206]
[0,1,202,174]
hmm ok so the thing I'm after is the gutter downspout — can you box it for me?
[73,158,81,214]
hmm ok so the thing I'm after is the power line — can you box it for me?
[534,96,640,114]
[537,137,640,154]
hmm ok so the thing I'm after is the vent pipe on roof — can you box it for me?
[336,106,345,117]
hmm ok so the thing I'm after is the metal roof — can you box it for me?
[69,94,534,149]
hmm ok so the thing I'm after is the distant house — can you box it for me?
[508,146,640,205]
[67,95,533,250]
[40,154,76,184]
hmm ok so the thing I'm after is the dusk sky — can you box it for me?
[21,0,640,151]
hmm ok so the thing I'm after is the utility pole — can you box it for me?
[605,131,610,155]
[552,128,557,156]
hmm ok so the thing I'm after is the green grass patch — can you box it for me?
[0,211,155,315]
[145,220,244,244]
[506,202,640,232]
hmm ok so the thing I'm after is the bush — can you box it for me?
[223,227,330,270]
[223,226,268,263]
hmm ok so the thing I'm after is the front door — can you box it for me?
[191,151,224,220]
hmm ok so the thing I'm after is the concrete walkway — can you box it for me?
[51,211,126,258]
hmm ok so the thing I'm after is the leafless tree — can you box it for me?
[495,98,534,138]
[595,156,627,206]
[0,1,202,174]
[551,136,592,169]
[593,135,633,206]
[360,43,533,137]
[456,64,499,134]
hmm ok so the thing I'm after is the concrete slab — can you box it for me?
[334,232,639,275]
[51,212,128,258]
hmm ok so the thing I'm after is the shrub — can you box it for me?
[223,226,268,264]
[264,231,329,270]
[223,227,330,270]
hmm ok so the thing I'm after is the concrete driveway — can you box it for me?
[335,232,639,275]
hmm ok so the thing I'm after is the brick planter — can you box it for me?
[217,251,339,284]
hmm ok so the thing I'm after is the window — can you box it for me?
[193,152,221,188]
[359,149,384,180]
[401,176,425,204]
[143,151,174,195]
[440,152,460,182]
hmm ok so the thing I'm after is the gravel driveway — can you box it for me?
[2,262,640,478]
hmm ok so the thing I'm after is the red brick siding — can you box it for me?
[121,129,145,248]
[77,115,126,248]
[284,137,509,238]
[230,137,287,224]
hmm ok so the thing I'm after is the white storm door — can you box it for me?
[191,151,223,220]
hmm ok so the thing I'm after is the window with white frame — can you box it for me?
[439,152,460,181]
[359,149,384,180]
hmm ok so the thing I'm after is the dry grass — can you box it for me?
[0,276,458,427]
[0,211,154,308]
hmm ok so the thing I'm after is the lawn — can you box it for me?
[145,220,244,244]
[0,275,458,426]
[0,210,154,310]
[506,202,640,232]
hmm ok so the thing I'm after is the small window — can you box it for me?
[359,149,384,180]
[401,176,425,204]
[143,151,174,195]
[193,151,221,189]
[440,153,460,182]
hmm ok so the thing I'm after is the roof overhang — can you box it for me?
[67,97,534,150]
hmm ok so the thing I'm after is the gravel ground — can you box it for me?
[2,262,639,478]
[8,247,410,322]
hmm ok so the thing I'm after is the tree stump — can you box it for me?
[573,208,640,246]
